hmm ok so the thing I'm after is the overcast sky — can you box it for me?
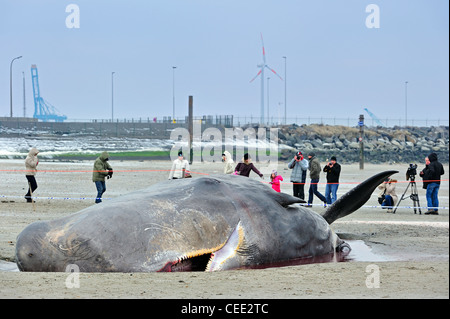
[1,0,448,124]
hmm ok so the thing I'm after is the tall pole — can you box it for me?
[111,72,115,121]
[22,72,26,117]
[283,56,287,125]
[260,66,265,125]
[359,114,365,170]
[188,96,193,164]
[405,81,408,127]
[267,77,270,125]
[10,56,22,117]
[172,66,177,123]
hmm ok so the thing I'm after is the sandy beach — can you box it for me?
[0,159,448,299]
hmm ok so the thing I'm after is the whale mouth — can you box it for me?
[158,249,216,272]
[168,252,215,272]
[158,221,244,272]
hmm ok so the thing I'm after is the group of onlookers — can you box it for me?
[23,147,444,215]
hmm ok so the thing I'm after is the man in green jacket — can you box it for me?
[307,152,327,207]
[93,151,113,203]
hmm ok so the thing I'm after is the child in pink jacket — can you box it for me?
[270,170,283,192]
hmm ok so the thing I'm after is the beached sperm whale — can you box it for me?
[15,170,397,272]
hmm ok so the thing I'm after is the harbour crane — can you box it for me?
[364,108,385,127]
[31,64,67,122]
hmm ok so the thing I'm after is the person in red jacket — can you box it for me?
[270,170,283,192]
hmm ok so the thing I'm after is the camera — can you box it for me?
[406,163,417,181]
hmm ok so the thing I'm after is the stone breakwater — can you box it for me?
[277,124,449,164]
[1,118,448,164]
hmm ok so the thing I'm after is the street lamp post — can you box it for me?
[172,66,176,122]
[405,81,408,127]
[10,56,23,117]
[282,56,287,125]
[23,72,26,117]
[111,72,115,121]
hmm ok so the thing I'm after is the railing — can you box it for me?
[1,115,448,128]
[63,116,448,128]
[232,116,449,128]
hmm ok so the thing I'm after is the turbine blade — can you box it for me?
[249,69,262,83]
[265,65,283,81]
[260,33,266,63]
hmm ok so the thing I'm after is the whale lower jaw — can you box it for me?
[158,221,244,272]
[206,221,244,271]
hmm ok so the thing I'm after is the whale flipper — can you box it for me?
[321,170,398,224]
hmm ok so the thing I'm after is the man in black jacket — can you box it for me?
[420,153,445,215]
[323,156,341,205]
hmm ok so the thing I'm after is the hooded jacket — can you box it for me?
[92,151,113,182]
[25,148,39,176]
[222,151,234,174]
[426,153,445,185]
[308,155,322,180]
[271,174,283,192]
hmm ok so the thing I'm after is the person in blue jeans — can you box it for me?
[323,156,341,205]
[288,151,309,200]
[307,152,327,207]
[420,153,444,215]
[377,178,398,213]
[92,151,113,203]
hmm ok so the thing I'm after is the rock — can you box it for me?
[335,140,344,149]
[276,124,448,164]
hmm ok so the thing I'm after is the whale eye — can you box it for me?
[28,253,33,257]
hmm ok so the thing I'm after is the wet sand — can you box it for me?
[0,159,448,299]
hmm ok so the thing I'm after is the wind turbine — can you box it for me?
[250,33,283,125]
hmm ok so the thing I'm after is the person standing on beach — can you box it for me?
[419,156,431,190]
[92,151,113,203]
[25,147,39,203]
[270,170,283,193]
[421,152,445,215]
[323,156,341,205]
[234,153,264,178]
[169,151,191,179]
[288,151,308,200]
[222,151,234,174]
[306,152,327,207]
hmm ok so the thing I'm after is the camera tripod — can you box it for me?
[393,176,422,214]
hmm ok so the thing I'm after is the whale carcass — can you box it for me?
[15,170,397,272]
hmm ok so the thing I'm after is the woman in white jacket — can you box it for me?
[222,151,234,174]
[25,147,39,203]
[377,178,398,213]
[169,151,191,179]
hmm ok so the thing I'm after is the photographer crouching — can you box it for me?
[377,177,398,213]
